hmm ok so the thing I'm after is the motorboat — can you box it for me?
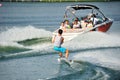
[53,4,113,41]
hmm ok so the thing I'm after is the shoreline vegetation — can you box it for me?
[0,0,119,2]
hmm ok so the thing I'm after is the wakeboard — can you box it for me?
[58,57,73,66]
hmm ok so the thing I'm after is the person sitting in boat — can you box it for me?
[86,20,93,29]
[59,22,66,32]
[90,14,100,25]
[80,16,93,30]
[80,19,89,30]
[73,20,81,29]
[87,13,102,26]
[64,20,71,29]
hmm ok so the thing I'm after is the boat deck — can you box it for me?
[54,29,84,33]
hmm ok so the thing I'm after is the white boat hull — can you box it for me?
[53,18,113,42]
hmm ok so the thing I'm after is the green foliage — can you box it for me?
[1,0,112,2]
[38,0,106,2]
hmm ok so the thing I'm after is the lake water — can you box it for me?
[0,2,120,80]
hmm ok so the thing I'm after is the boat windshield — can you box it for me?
[64,6,105,26]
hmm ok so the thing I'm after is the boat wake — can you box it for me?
[0,26,120,57]
[0,26,120,80]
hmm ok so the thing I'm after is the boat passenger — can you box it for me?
[87,13,102,26]
[73,20,80,29]
[86,20,93,29]
[80,19,93,30]
[60,22,66,32]
[90,14,100,25]
[75,18,81,24]
[80,20,88,30]
[80,14,92,29]
[64,20,71,29]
